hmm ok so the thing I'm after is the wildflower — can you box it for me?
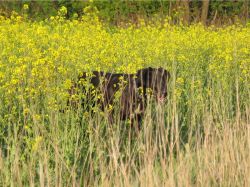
[23,4,29,11]
[32,136,43,152]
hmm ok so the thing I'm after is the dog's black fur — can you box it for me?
[68,67,170,125]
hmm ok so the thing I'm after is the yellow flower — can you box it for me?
[32,136,43,152]
[23,4,29,10]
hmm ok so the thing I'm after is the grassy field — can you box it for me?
[0,13,249,186]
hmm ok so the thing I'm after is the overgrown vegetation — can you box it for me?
[0,1,249,25]
[0,5,249,186]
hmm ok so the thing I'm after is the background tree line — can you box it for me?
[0,0,249,26]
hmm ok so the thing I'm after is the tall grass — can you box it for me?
[0,14,249,186]
[0,72,249,186]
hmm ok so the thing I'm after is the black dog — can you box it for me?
[68,67,170,125]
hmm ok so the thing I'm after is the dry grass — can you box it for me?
[0,77,249,186]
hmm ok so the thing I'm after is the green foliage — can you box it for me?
[0,1,248,24]
[211,1,244,16]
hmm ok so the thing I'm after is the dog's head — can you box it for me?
[136,67,170,103]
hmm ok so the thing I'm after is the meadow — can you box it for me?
[0,11,249,186]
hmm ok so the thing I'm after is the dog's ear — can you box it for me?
[136,67,154,88]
